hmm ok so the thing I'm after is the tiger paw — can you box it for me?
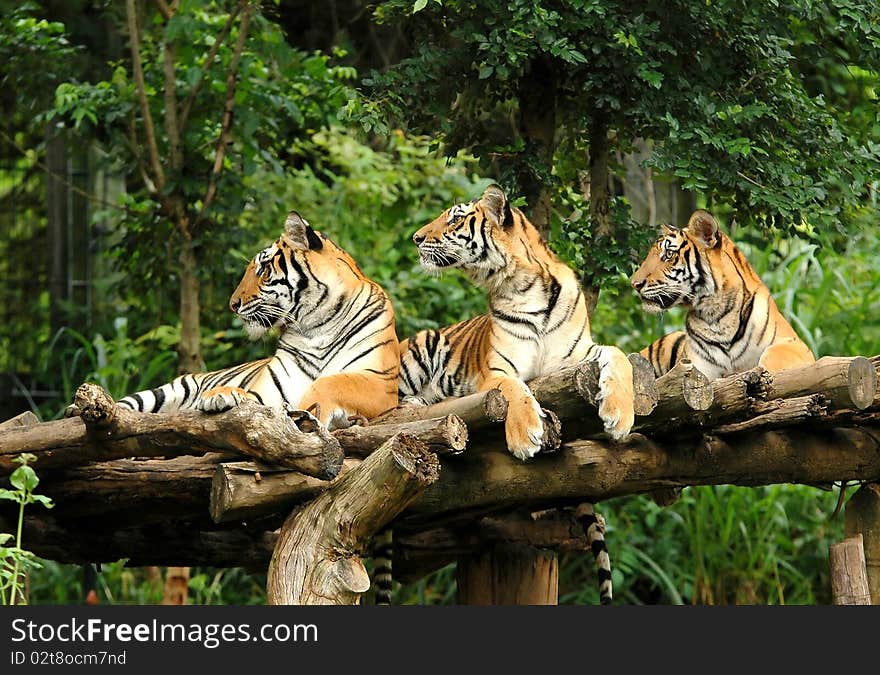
[597,384,635,440]
[198,386,251,413]
[504,395,546,461]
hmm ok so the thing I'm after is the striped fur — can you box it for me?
[117,212,400,429]
[400,184,635,460]
[372,528,394,605]
[575,503,613,605]
[399,184,633,604]
[632,210,815,380]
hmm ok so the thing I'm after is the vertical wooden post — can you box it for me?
[829,534,871,605]
[456,542,558,605]
[844,483,880,604]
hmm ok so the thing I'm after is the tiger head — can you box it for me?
[412,184,515,279]
[229,212,358,338]
[630,210,724,313]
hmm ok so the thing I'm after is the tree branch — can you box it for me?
[178,1,247,131]
[194,1,255,231]
[125,0,165,191]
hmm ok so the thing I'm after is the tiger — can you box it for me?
[114,211,400,428]
[398,183,635,604]
[631,209,816,380]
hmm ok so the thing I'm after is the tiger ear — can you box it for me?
[661,223,678,235]
[284,211,323,251]
[686,210,721,249]
[479,184,513,228]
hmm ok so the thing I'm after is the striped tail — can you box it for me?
[575,503,612,605]
[373,527,394,605]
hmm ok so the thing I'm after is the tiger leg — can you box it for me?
[758,339,816,373]
[575,503,612,605]
[479,375,545,461]
[639,330,688,377]
[299,371,399,430]
[372,527,394,605]
[585,344,635,440]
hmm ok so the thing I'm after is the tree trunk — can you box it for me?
[517,56,557,238]
[177,225,204,375]
[584,112,611,315]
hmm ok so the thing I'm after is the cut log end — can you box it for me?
[443,414,469,453]
[482,388,509,423]
[628,352,659,416]
[73,382,117,427]
[655,360,714,413]
[390,433,441,484]
[848,356,877,410]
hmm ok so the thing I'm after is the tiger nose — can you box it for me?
[230,298,241,313]
[412,232,426,245]
[631,278,646,292]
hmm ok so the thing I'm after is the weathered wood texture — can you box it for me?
[829,534,872,605]
[266,434,440,605]
[1,383,343,479]
[334,414,468,458]
[844,483,880,605]
[35,423,879,532]
[456,542,559,605]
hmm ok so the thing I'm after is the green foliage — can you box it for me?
[0,453,54,605]
[235,126,490,343]
[363,0,880,287]
[559,485,842,605]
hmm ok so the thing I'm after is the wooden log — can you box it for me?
[211,458,359,524]
[829,534,872,605]
[207,425,880,529]
[40,452,235,523]
[712,395,827,435]
[266,433,440,605]
[375,388,508,431]
[0,383,344,480]
[844,482,880,605]
[456,542,558,605]
[651,360,714,420]
[0,513,277,570]
[6,508,589,579]
[0,411,40,430]
[628,352,659,416]
[334,415,468,458]
[758,356,876,410]
[393,509,589,584]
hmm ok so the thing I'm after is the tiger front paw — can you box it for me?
[198,386,252,413]
[504,394,546,461]
[597,381,635,440]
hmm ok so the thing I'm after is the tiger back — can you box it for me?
[631,209,815,380]
[115,211,399,429]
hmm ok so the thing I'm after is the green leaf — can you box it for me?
[10,465,39,492]
[478,65,494,79]
[0,533,13,546]
[413,0,428,13]
[0,488,19,502]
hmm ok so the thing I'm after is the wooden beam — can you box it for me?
[829,534,872,605]
[2,383,343,480]
[844,482,880,605]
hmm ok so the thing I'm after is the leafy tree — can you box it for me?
[50,0,356,373]
[360,0,880,309]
